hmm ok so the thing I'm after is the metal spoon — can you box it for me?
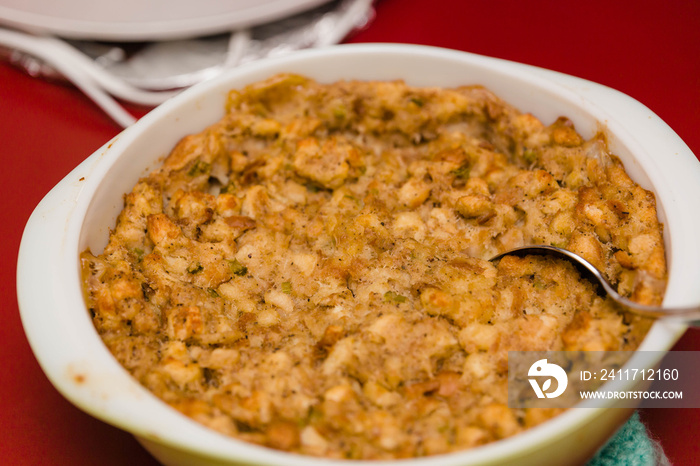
[490,244,700,325]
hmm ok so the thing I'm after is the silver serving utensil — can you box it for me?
[490,244,700,325]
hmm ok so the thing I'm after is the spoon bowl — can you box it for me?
[490,245,700,325]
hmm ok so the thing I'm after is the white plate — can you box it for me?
[0,0,332,41]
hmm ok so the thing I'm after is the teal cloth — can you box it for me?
[586,412,668,466]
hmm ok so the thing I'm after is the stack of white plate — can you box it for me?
[0,0,374,126]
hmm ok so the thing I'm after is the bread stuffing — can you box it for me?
[81,74,666,459]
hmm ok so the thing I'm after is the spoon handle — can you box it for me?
[611,295,700,326]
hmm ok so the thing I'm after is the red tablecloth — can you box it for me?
[2,0,699,464]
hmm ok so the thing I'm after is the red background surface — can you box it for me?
[2,0,698,464]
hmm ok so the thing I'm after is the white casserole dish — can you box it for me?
[17,43,700,465]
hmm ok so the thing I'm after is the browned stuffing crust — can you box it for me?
[82,74,666,459]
